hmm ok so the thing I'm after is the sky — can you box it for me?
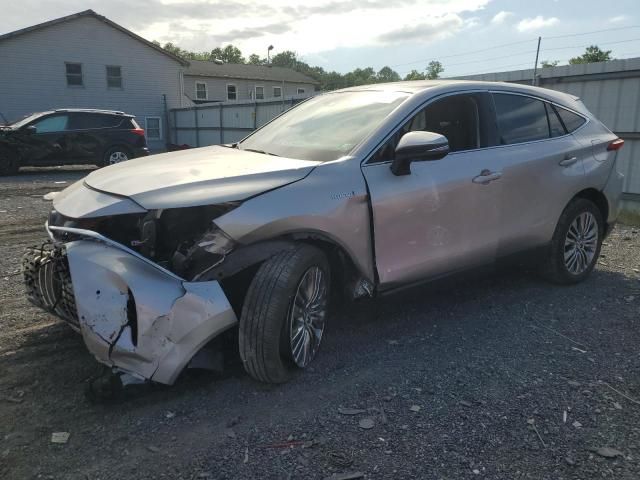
[2,0,639,77]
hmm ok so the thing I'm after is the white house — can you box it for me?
[0,10,188,152]
[184,60,318,104]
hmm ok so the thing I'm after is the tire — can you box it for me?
[0,147,19,176]
[102,146,131,167]
[541,198,604,284]
[239,245,330,384]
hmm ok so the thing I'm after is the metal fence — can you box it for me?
[169,95,309,147]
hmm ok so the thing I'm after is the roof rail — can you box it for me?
[54,108,127,115]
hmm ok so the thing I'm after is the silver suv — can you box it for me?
[23,80,624,387]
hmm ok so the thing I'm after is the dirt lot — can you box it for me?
[1,168,640,480]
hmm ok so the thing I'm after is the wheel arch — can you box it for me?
[572,188,609,227]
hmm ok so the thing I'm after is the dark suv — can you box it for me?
[0,109,149,175]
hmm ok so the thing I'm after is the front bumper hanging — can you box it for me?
[23,224,238,385]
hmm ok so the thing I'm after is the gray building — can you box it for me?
[0,10,188,152]
[454,58,640,221]
[184,60,318,104]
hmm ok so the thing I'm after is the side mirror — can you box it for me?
[24,125,37,135]
[390,131,449,176]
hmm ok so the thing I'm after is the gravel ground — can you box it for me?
[1,168,640,480]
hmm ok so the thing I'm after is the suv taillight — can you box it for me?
[131,128,145,136]
[607,138,624,151]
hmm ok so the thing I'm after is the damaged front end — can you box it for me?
[23,207,240,385]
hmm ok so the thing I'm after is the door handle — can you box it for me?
[472,169,502,184]
[559,156,578,167]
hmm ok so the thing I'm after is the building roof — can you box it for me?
[0,9,189,66]
[186,60,319,85]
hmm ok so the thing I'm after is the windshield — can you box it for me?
[238,90,410,162]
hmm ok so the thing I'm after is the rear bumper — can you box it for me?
[23,226,237,385]
[133,146,150,157]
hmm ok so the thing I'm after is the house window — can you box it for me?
[106,65,123,89]
[297,88,305,95]
[255,86,264,100]
[65,62,83,87]
[195,82,207,100]
[273,86,282,98]
[145,117,162,140]
[227,84,237,101]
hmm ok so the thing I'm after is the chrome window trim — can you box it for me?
[362,88,591,167]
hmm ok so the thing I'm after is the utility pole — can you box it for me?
[532,36,541,86]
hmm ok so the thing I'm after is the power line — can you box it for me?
[545,25,640,39]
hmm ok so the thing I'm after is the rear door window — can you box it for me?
[546,104,567,137]
[555,105,587,133]
[493,93,550,145]
[69,113,123,130]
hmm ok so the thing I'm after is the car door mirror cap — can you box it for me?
[391,131,450,176]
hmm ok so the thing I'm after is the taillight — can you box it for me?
[607,138,624,151]
[131,128,145,136]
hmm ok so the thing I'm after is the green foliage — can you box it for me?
[540,60,560,68]
[569,45,613,65]
[426,61,444,80]
[155,42,417,91]
[404,69,426,80]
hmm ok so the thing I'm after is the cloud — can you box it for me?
[491,11,513,24]
[517,16,559,32]
[208,23,293,44]
[378,14,464,44]
[608,15,627,23]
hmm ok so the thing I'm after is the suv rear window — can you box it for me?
[555,105,586,133]
[493,93,550,145]
[68,113,124,130]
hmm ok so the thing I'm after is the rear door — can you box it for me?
[66,113,122,163]
[487,92,588,255]
[362,92,505,288]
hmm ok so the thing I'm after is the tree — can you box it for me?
[376,66,401,83]
[540,60,560,68]
[270,50,299,69]
[404,69,426,81]
[426,60,444,80]
[248,54,265,65]
[569,45,613,65]
[210,45,245,63]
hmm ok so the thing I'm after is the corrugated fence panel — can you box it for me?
[175,109,195,128]
[256,102,288,128]
[223,104,255,129]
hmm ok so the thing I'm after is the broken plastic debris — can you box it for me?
[51,432,70,444]
[410,405,421,412]
[338,407,366,415]
[358,418,375,429]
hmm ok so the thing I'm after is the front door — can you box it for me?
[362,92,504,289]
[22,113,71,165]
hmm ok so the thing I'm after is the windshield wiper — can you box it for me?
[241,148,280,157]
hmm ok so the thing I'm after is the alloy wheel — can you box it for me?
[108,151,128,164]
[288,266,328,368]
[564,211,598,275]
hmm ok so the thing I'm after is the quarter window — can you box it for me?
[273,86,282,98]
[106,66,123,89]
[555,105,586,133]
[65,63,83,87]
[227,84,237,101]
[145,117,161,140]
[30,114,69,133]
[493,93,550,145]
[195,82,207,100]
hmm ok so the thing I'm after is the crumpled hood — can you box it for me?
[84,145,318,209]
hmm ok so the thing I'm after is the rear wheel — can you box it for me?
[239,245,330,383]
[541,198,603,284]
[102,146,131,167]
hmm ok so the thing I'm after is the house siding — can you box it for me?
[0,16,184,152]
[184,75,314,103]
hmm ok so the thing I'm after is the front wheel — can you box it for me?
[239,245,330,384]
[541,198,604,284]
